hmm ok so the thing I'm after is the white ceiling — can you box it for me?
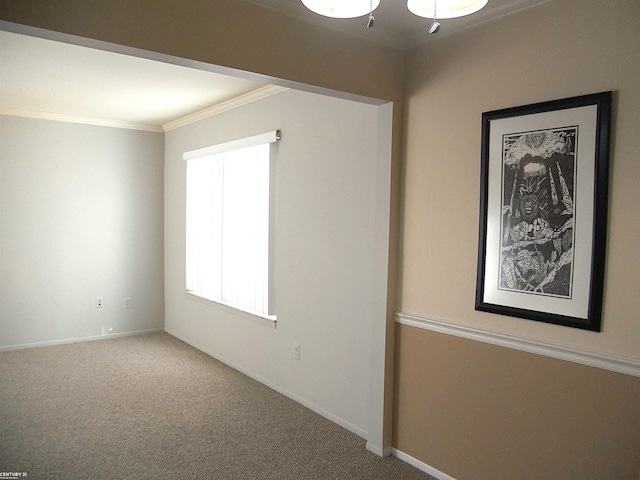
[0,29,269,131]
[0,0,549,131]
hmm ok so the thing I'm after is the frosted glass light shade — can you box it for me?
[407,0,488,19]
[301,0,381,18]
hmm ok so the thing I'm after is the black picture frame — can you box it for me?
[475,91,612,331]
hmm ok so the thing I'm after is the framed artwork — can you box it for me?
[475,91,612,331]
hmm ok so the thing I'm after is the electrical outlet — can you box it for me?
[124,297,131,309]
[96,297,103,308]
[294,343,300,360]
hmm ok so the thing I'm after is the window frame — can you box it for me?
[183,131,279,326]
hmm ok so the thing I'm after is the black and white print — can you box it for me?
[499,127,577,298]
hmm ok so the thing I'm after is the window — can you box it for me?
[184,131,279,319]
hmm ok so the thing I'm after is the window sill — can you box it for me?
[185,292,277,328]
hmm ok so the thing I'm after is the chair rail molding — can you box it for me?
[395,312,640,378]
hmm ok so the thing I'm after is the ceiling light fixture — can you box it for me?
[407,0,488,20]
[428,0,441,34]
[301,0,488,32]
[367,0,375,28]
[300,0,381,19]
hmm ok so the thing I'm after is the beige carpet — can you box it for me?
[0,332,435,479]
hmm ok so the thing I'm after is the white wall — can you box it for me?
[0,116,165,348]
[164,88,391,446]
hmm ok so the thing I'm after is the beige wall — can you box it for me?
[397,0,640,478]
[401,0,640,358]
[394,326,640,479]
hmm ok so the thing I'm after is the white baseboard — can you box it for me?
[0,327,165,352]
[165,328,368,440]
[365,441,392,457]
[391,448,457,480]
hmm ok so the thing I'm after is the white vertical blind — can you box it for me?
[185,132,278,317]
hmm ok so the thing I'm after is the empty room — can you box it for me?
[1,1,639,479]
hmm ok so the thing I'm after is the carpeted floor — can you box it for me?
[0,332,435,479]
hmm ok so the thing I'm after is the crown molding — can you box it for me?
[0,107,163,132]
[0,86,289,133]
[162,85,289,132]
